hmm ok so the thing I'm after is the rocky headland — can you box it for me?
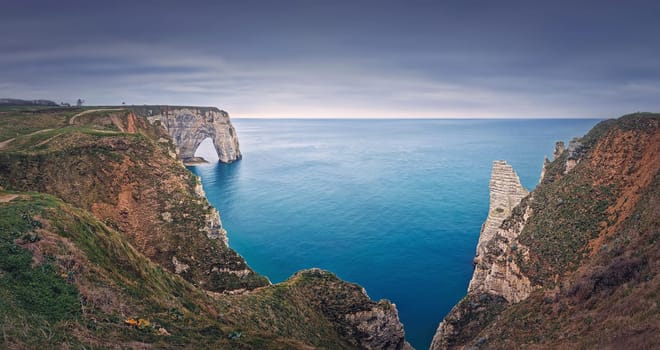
[0,103,657,349]
[467,160,530,302]
[146,106,242,164]
[0,104,411,349]
[431,113,660,349]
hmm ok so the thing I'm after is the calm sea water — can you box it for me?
[188,119,599,349]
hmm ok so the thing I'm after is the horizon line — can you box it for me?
[231,116,606,120]
[2,100,639,120]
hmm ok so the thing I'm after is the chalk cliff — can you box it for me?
[431,161,532,349]
[148,107,241,163]
[467,160,531,302]
[431,113,660,349]
[0,105,412,348]
[0,109,265,292]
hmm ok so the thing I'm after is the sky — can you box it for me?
[2,0,659,118]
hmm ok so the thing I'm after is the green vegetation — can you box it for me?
[436,293,508,348]
[0,126,268,291]
[0,105,403,348]
[0,107,74,141]
[519,172,618,286]
[0,192,392,348]
[438,113,660,349]
[0,194,81,346]
[518,114,659,287]
[0,192,223,348]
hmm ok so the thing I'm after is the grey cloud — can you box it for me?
[1,0,659,117]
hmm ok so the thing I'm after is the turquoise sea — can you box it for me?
[188,119,600,349]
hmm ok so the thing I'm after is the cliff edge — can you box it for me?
[146,106,242,163]
[431,113,660,349]
[467,160,530,301]
[0,108,264,292]
[0,105,411,348]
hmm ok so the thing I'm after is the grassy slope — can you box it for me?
[0,107,74,141]
[442,114,660,349]
[0,191,383,349]
[0,192,215,348]
[0,106,405,349]
[0,108,268,292]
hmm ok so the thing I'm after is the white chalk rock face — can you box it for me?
[468,160,531,301]
[149,107,241,163]
[474,160,528,260]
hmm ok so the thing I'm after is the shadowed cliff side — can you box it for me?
[431,113,660,349]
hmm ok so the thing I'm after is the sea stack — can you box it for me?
[467,160,531,298]
[473,160,528,260]
[431,160,532,350]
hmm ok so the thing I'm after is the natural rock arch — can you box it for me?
[148,107,242,163]
[193,137,220,161]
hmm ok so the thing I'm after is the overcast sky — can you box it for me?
[2,0,659,118]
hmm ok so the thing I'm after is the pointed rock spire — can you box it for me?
[475,160,528,254]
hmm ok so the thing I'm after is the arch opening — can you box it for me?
[193,137,219,162]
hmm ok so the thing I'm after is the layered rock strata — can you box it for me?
[431,160,532,349]
[472,160,528,261]
[474,165,532,299]
[431,114,660,349]
[468,160,530,301]
[149,107,241,163]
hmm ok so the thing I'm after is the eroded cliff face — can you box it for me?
[431,114,660,350]
[0,110,266,292]
[431,161,532,350]
[288,269,413,350]
[148,107,241,163]
[469,160,530,300]
[0,106,413,348]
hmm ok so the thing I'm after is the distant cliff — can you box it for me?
[431,113,660,349]
[0,98,58,106]
[146,106,242,163]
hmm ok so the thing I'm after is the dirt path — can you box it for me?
[0,128,54,150]
[0,108,125,150]
[0,138,14,150]
[34,133,63,147]
[0,194,18,203]
[69,108,124,125]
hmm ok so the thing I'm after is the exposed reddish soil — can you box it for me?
[588,126,660,255]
